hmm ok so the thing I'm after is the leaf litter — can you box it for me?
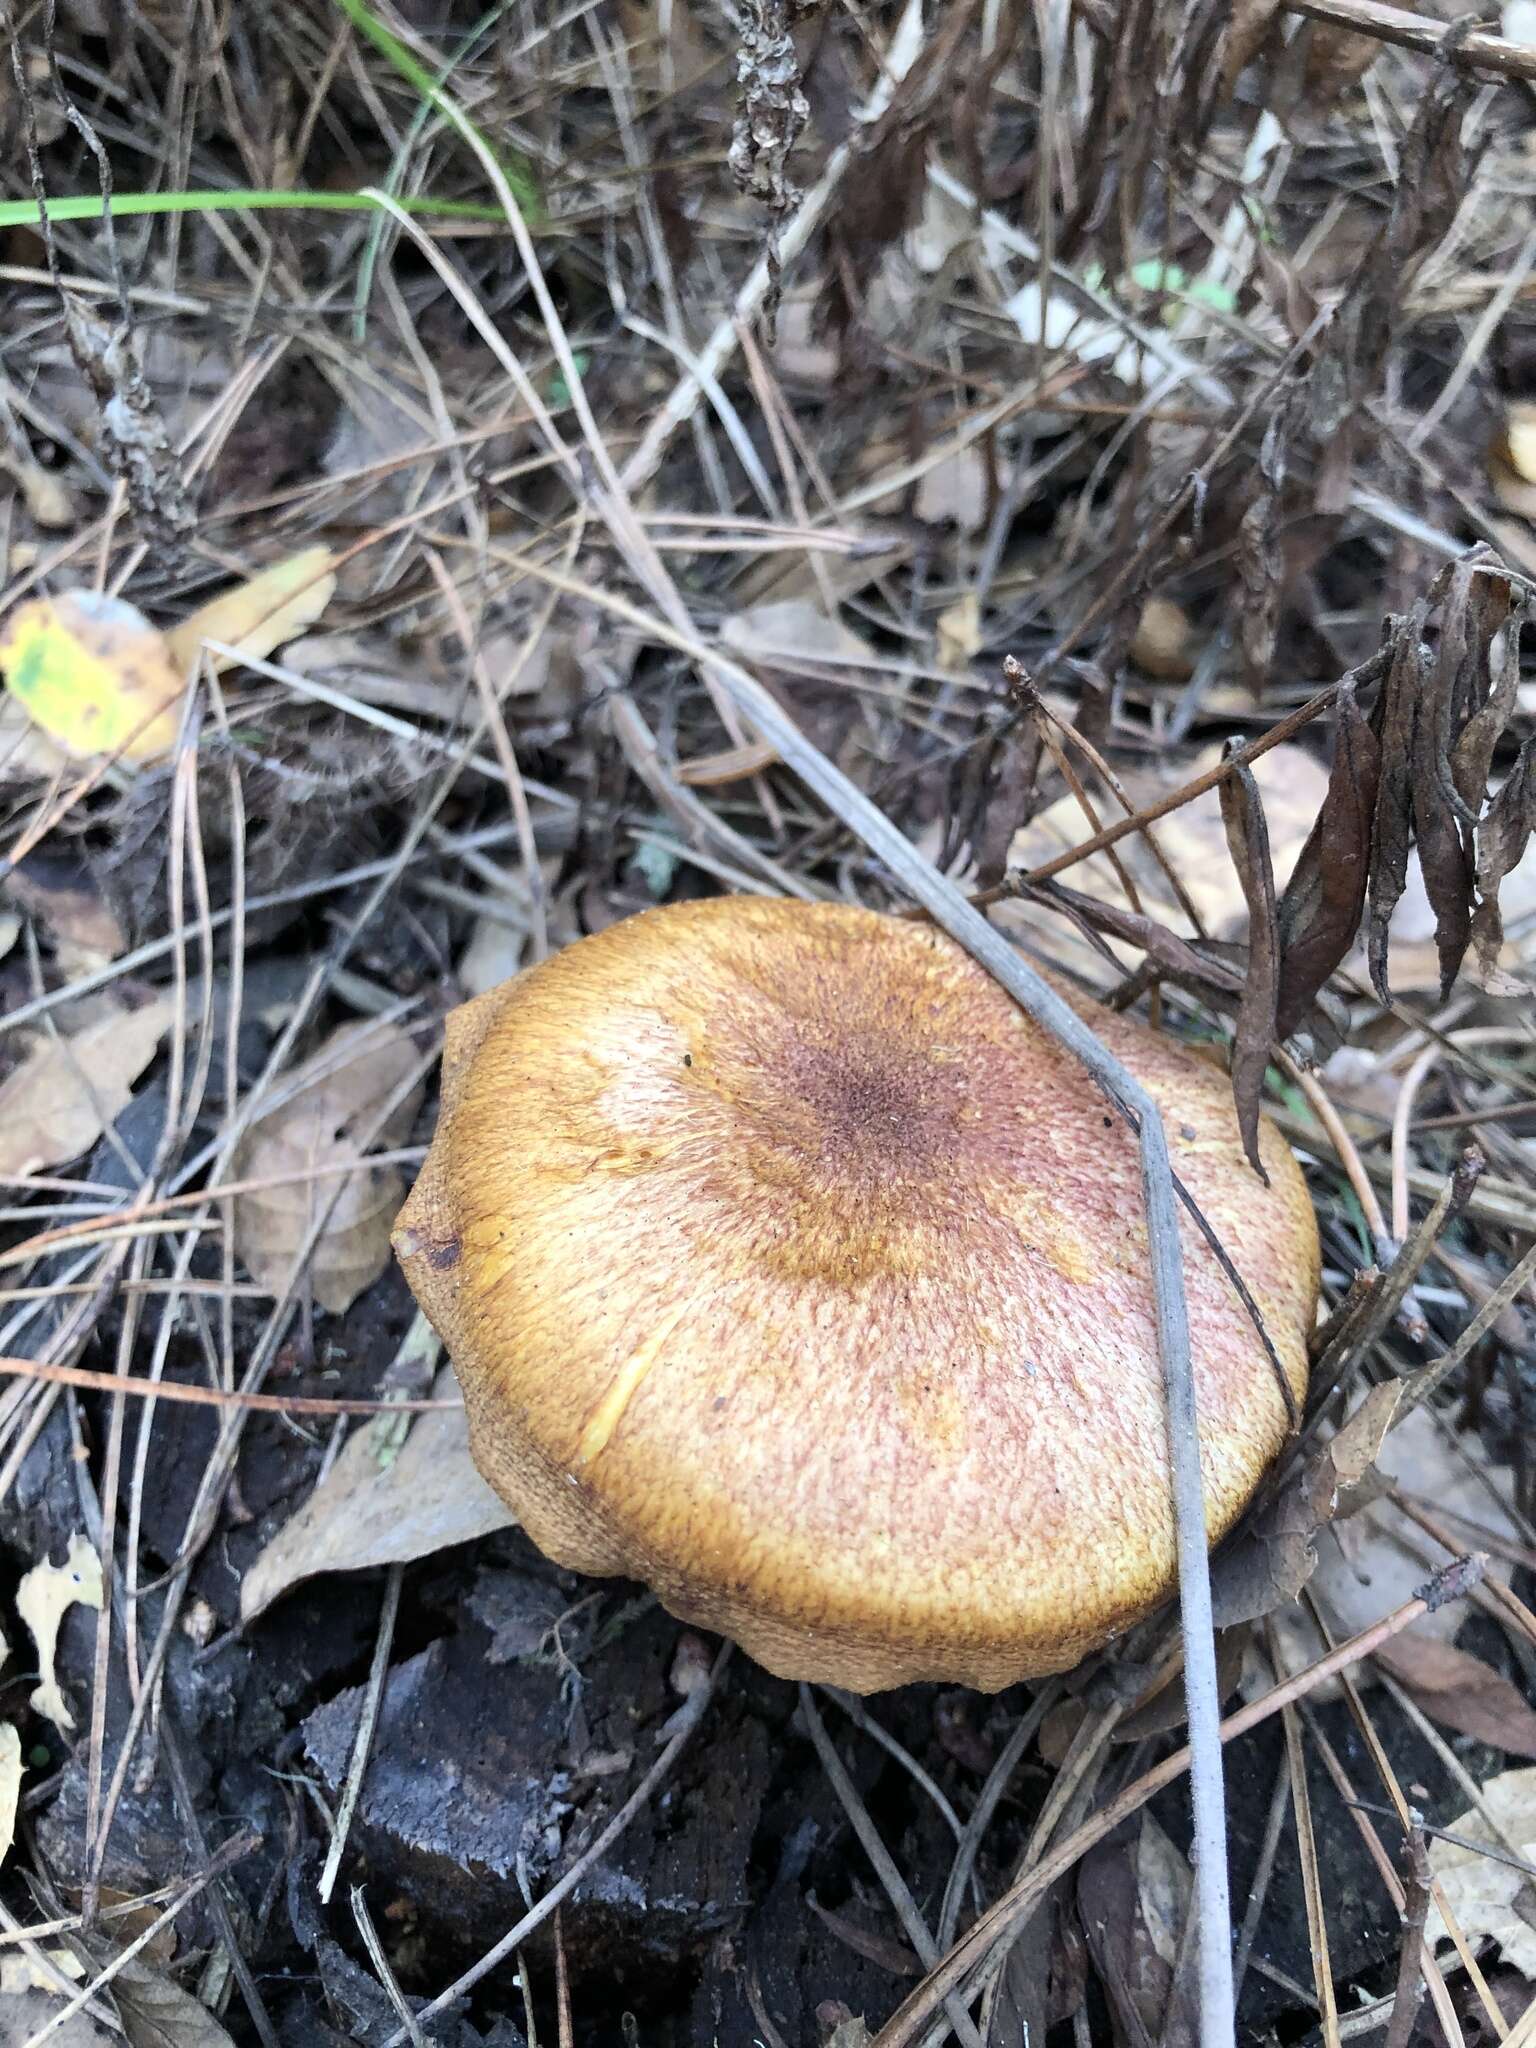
[0,4,1535,2044]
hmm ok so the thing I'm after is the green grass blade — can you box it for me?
[0,187,506,231]
[332,0,543,225]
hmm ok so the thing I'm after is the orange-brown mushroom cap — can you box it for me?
[393,897,1318,1693]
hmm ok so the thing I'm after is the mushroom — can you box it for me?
[394,897,1317,1692]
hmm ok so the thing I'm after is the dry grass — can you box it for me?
[1,3,1535,2045]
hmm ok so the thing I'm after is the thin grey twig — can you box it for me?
[320,1562,405,1903]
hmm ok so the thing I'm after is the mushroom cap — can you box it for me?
[394,898,1317,1692]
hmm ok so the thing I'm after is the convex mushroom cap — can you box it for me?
[394,897,1318,1692]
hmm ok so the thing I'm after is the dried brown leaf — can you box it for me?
[1375,1635,1536,1759]
[1276,683,1381,1033]
[1471,735,1536,975]
[111,1958,237,2048]
[234,1020,423,1316]
[1221,0,1284,89]
[1078,1821,1172,2048]
[1218,744,1280,1177]
[0,998,172,1178]
[1303,22,1381,100]
[1210,1382,1402,1627]
[1367,622,1428,1003]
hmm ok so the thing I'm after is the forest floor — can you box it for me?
[2,3,1536,2045]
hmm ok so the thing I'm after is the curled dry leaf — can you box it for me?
[165,544,336,677]
[0,997,172,1179]
[17,1532,104,1734]
[234,1020,423,1316]
[1428,1767,1536,1976]
[1219,745,1280,1177]
[1275,683,1380,1035]
[1471,736,1536,978]
[0,590,186,762]
[239,1366,514,1622]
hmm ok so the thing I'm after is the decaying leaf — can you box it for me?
[1375,1635,1536,1759]
[111,1955,238,2048]
[1221,0,1283,89]
[0,1947,86,1995]
[1428,1767,1536,1976]
[1079,1813,1186,2047]
[165,545,336,677]
[1219,745,1280,1177]
[4,855,127,981]
[1135,1812,1192,1969]
[0,590,186,762]
[17,1532,104,1733]
[0,998,172,1179]
[0,1986,114,2046]
[1271,1407,1522,1684]
[0,1722,19,1867]
[1471,736,1536,977]
[240,1366,515,1622]
[1276,683,1381,1034]
[1367,621,1427,1002]
[1211,1381,1403,1627]
[234,1020,423,1316]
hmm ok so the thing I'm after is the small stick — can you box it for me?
[320,1563,405,1903]
[0,1355,458,1415]
[1281,0,1536,84]
[1383,1821,1433,2048]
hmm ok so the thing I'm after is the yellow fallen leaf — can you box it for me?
[0,590,185,761]
[0,998,172,1177]
[166,544,336,676]
[17,1532,103,1734]
[0,1947,86,1994]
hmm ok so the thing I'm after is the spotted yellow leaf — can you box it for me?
[166,544,337,675]
[0,589,185,761]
